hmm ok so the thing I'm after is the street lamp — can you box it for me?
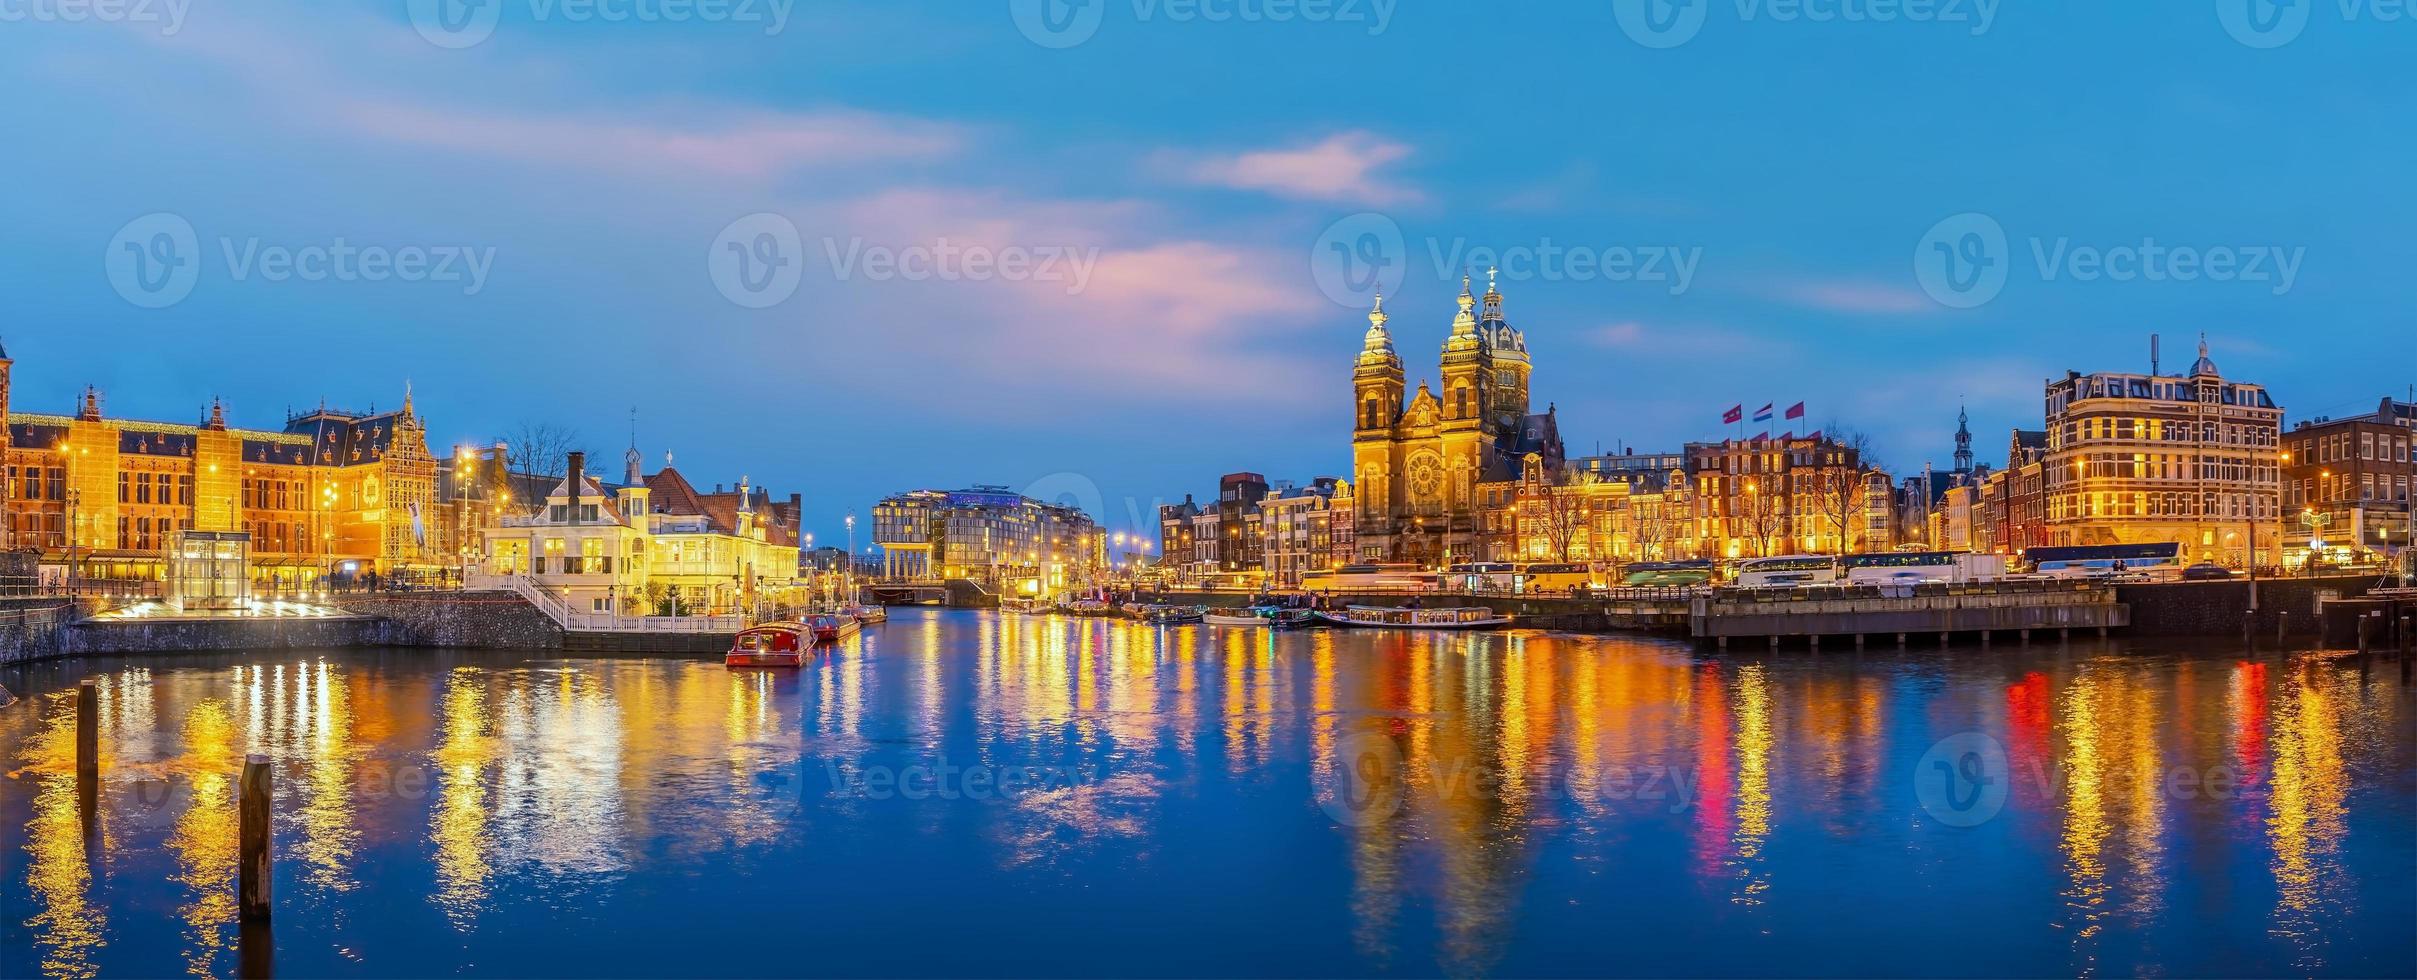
[844,512,856,605]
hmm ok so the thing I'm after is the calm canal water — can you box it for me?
[4,611,2413,978]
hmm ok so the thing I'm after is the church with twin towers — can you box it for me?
[1351,272,1565,566]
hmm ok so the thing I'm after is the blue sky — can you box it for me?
[2,1,2409,546]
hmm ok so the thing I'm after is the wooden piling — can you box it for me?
[240,754,272,920]
[2277,611,2290,648]
[1895,633,1907,647]
[2358,616,2371,658]
[75,680,99,786]
[1853,634,1866,650]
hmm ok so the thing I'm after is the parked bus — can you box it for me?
[1520,563,1597,594]
[1445,563,1520,593]
[1734,555,1841,589]
[1620,561,1716,588]
[2023,543,2183,581]
[1840,551,2007,586]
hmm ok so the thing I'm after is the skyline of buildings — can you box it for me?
[5,315,2410,598]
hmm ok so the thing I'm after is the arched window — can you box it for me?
[1453,386,1469,418]
[1364,398,1382,429]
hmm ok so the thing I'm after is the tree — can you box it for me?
[497,422,591,514]
[1515,455,1593,563]
[1812,424,1883,555]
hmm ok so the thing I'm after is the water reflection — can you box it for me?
[0,620,2410,978]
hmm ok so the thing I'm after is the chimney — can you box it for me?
[566,451,586,525]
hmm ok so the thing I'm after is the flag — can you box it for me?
[1721,404,1743,425]
[1785,402,1806,420]
[1807,430,1823,442]
[1753,403,1775,423]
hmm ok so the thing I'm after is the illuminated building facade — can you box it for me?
[873,486,1104,588]
[1351,275,1563,566]
[1681,436,1877,558]
[1259,478,1343,587]
[2042,339,2284,566]
[2282,397,2415,565]
[1,346,439,590]
[474,453,804,617]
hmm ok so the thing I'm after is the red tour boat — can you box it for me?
[808,613,863,645]
[726,622,813,668]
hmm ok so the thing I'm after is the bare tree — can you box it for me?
[1530,471,1596,563]
[1811,424,1883,555]
[497,422,591,514]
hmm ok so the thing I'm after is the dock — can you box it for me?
[1689,581,2127,649]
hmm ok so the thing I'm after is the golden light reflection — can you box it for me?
[1729,664,1772,909]
[429,669,495,929]
[168,699,240,979]
[2265,661,2349,972]
[17,693,106,980]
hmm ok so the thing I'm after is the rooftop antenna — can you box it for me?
[2150,333,2161,376]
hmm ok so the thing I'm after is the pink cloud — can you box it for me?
[824,187,1328,400]
[1173,132,1421,206]
[1781,281,1933,315]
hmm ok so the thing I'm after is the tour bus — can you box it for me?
[1620,560,1716,588]
[2022,543,2184,581]
[1445,562,1521,594]
[1840,551,2007,586]
[1520,563,1597,594]
[1303,563,1440,593]
[1734,555,1842,589]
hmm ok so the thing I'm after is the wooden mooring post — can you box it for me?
[2277,611,2290,649]
[239,755,273,921]
[75,679,99,788]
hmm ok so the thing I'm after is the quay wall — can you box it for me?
[332,592,564,649]
[1155,591,1688,633]
[66,616,404,656]
[2,599,83,666]
[2117,576,2393,637]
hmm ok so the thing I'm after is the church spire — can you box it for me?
[1448,273,1480,344]
[1953,403,1974,472]
[625,407,644,485]
[1481,266,1503,321]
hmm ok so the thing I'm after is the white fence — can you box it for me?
[475,572,742,633]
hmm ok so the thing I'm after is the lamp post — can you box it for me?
[2302,507,2332,578]
[844,512,855,606]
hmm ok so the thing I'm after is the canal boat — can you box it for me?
[1202,609,1270,627]
[808,613,863,645]
[1139,604,1204,625]
[1203,606,1315,628]
[842,603,888,624]
[1313,605,1512,630]
[726,622,814,668]
[1001,596,1056,615]
[1064,598,1118,616]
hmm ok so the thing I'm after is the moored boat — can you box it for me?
[1140,604,1204,625]
[1001,596,1057,615]
[1065,599,1119,616]
[1312,605,1512,630]
[842,603,888,624]
[808,613,863,645]
[1201,609,1269,627]
[726,622,813,668]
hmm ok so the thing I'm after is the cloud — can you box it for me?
[1779,280,1933,315]
[340,100,964,179]
[825,188,1327,399]
[1171,131,1421,206]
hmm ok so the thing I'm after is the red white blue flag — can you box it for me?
[1753,403,1775,423]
